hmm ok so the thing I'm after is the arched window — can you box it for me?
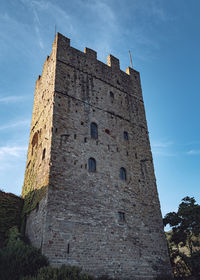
[120,167,126,180]
[90,122,98,139]
[88,158,96,172]
[123,131,128,140]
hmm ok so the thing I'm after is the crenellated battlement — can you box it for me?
[55,32,138,76]
[36,33,141,98]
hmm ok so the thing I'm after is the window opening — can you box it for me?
[110,91,114,99]
[88,158,96,172]
[123,131,128,140]
[42,148,46,160]
[90,122,98,139]
[120,167,126,180]
[118,212,125,223]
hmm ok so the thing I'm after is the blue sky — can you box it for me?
[0,0,199,217]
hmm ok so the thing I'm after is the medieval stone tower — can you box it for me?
[22,33,171,279]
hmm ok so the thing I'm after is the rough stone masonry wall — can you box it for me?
[38,33,172,279]
[22,37,58,247]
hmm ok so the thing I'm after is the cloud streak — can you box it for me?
[0,120,30,130]
[0,95,29,103]
[152,141,173,148]
[151,140,175,157]
[0,145,27,159]
[187,150,200,155]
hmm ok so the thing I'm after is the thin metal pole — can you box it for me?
[129,50,133,68]
[55,24,56,38]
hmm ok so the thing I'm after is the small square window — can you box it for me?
[123,131,128,140]
[118,211,125,223]
[110,91,114,98]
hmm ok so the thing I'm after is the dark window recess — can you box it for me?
[123,131,128,140]
[120,167,126,181]
[84,137,87,143]
[105,129,110,135]
[74,134,76,139]
[31,131,39,155]
[88,157,96,172]
[36,202,39,212]
[118,212,125,223]
[67,243,70,254]
[110,91,114,99]
[42,148,46,160]
[90,122,98,139]
[81,122,84,125]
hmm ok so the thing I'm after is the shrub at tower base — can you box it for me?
[0,227,173,280]
[0,190,24,246]
[0,227,49,280]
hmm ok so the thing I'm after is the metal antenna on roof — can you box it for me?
[129,50,133,68]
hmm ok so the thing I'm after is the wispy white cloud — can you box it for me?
[152,141,173,148]
[0,120,30,130]
[0,145,27,159]
[186,150,200,155]
[0,95,29,103]
[151,140,175,157]
[152,150,176,157]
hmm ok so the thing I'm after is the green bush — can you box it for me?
[21,265,93,280]
[0,227,48,280]
[0,190,23,246]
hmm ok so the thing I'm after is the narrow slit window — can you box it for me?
[120,167,126,181]
[42,148,46,160]
[123,131,128,140]
[88,157,96,172]
[118,212,125,223]
[90,122,98,139]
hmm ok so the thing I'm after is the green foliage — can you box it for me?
[0,227,49,280]
[21,157,48,232]
[164,196,200,278]
[21,265,93,280]
[21,266,120,280]
[0,190,24,246]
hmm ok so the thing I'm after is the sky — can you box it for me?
[0,0,200,218]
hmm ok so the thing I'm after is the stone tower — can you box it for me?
[22,33,172,279]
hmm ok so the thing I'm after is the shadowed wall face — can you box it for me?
[23,33,172,279]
